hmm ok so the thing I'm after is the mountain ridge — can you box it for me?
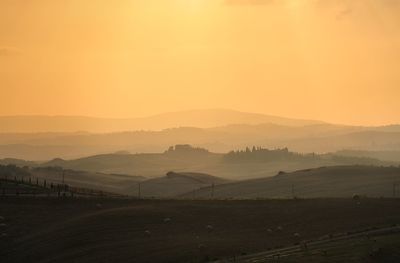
[0,109,325,133]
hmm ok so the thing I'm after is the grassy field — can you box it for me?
[181,166,400,199]
[265,232,400,263]
[1,198,400,262]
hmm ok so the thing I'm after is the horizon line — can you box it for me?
[0,108,398,127]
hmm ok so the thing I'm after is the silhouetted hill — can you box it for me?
[0,158,38,167]
[30,167,145,194]
[39,145,223,178]
[281,131,400,153]
[374,125,400,132]
[1,122,400,160]
[0,164,145,195]
[45,158,67,166]
[164,171,228,185]
[30,146,393,180]
[336,150,400,162]
[0,109,324,133]
[180,165,400,199]
[132,171,230,198]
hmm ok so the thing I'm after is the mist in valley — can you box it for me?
[1,0,400,262]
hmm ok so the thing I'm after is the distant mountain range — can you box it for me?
[0,109,399,160]
[0,126,399,160]
[0,109,324,133]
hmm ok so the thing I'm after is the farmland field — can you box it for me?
[1,198,400,262]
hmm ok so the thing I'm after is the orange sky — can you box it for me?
[0,0,399,126]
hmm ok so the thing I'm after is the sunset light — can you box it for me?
[1,2,400,262]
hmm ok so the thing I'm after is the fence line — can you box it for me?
[0,174,127,198]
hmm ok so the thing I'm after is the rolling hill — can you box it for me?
[4,161,399,198]
[132,171,231,198]
[180,165,400,199]
[30,167,145,195]
[40,145,223,178]
[336,150,400,163]
[29,146,393,181]
[1,122,400,160]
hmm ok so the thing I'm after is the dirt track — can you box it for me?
[1,198,400,262]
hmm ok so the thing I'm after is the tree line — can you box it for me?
[224,147,318,162]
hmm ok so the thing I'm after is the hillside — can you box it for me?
[180,165,400,199]
[280,131,400,153]
[133,171,231,198]
[1,124,400,160]
[0,158,38,167]
[336,150,400,163]
[0,164,144,195]
[30,146,394,181]
[30,167,145,195]
[40,145,223,178]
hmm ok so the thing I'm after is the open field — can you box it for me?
[181,165,400,199]
[1,198,400,262]
[3,164,400,198]
[236,230,400,263]
[227,226,400,262]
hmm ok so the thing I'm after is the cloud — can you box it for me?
[224,0,274,6]
[0,46,22,57]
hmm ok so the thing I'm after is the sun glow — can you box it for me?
[176,0,215,13]
[0,0,399,125]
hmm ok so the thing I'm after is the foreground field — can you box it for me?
[271,232,400,263]
[1,198,400,262]
[230,226,400,263]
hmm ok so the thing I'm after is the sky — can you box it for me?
[0,0,399,126]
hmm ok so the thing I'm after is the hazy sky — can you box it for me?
[1,0,399,125]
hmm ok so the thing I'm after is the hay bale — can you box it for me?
[163,217,171,223]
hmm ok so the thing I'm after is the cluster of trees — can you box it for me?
[224,147,319,162]
[0,164,30,178]
[165,144,209,155]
